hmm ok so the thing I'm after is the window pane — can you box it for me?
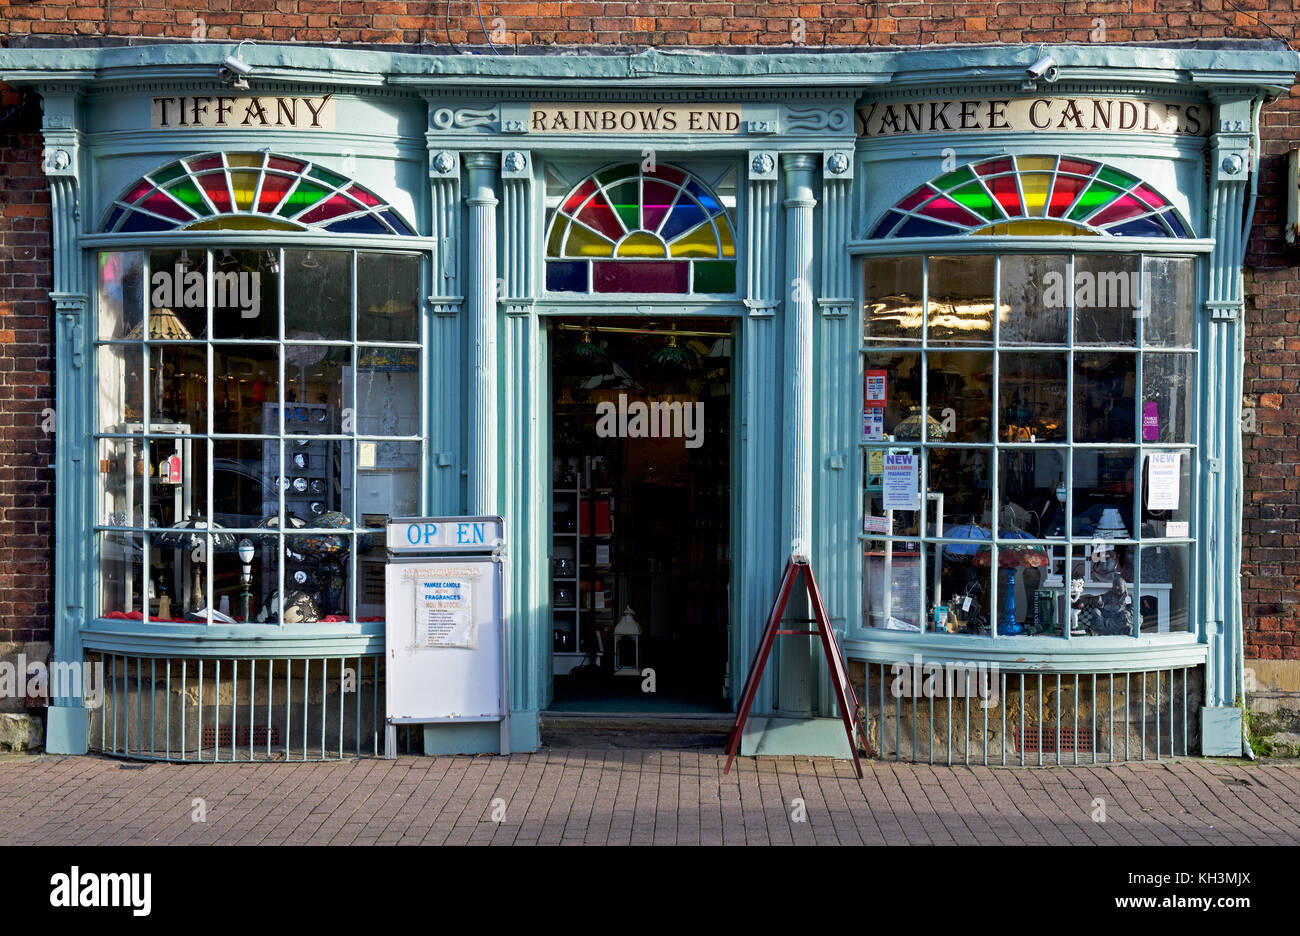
[145,435,206,531]
[213,438,273,531]
[1142,256,1195,348]
[358,253,419,342]
[863,446,920,535]
[1072,449,1135,539]
[863,352,921,441]
[1074,351,1136,443]
[928,351,992,442]
[1069,543,1136,637]
[1074,254,1138,345]
[1142,352,1194,443]
[1141,449,1192,536]
[214,343,280,435]
[211,249,278,340]
[150,343,208,434]
[357,365,421,438]
[999,352,1067,442]
[98,251,144,340]
[147,249,209,340]
[927,255,994,345]
[286,249,351,340]
[863,541,923,631]
[926,546,993,635]
[998,254,1068,345]
[97,345,140,431]
[98,531,143,618]
[285,344,346,431]
[1139,544,1190,633]
[863,256,922,344]
[927,446,991,532]
[998,448,1068,538]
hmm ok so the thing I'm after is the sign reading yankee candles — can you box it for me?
[150,95,335,129]
[530,103,742,134]
[859,96,1206,137]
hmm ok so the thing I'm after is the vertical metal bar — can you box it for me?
[1091,674,1097,765]
[911,686,917,764]
[286,658,292,761]
[1055,673,1061,766]
[1109,672,1115,763]
[355,657,362,758]
[1182,667,1188,756]
[249,658,255,762]
[303,658,309,761]
[878,663,885,758]
[135,655,142,756]
[149,658,156,758]
[321,658,328,759]
[198,659,205,761]
[180,659,186,761]
[1169,668,1174,758]
[1125,672,1131,761]
[339,657,345,759]
[1141,670,1147,761]
[1019,673,1025,766]
[232,659,238,763]
[1073,674,1078,766]
[929,684,934,765]
[1000,671,1006,766]
[1037,673,1043,767]
[895,669,901,763]
[946,693,952,767]
[267,659,274,760]
[165,658,171,758]
[215,659,221,762]
[110,655,118,754]
[963,691,969,766]
[372,656,378,756]
[1155,669,1161,761]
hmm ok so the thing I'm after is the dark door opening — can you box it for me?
[547,317,732,714]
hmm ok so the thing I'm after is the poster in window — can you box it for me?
[414,572,477,648]
[882,452,919,511]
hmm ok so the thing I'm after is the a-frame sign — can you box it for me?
[724,556,869,777]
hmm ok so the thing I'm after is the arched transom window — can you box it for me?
[869,155,1190,239]
[102,152,416,236]
[545,162,737,294]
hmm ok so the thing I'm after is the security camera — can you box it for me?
[221,55,253,77]
[1026,55,1058,81]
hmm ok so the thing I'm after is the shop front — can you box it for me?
[0,41,1294,760]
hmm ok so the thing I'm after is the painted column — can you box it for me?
[1200,90,1256,755]
[464,153,499,516]
[500,149,543,750]
[427,147,463,514]
[40,88,90,753]
[814,149,857,717]
[738,151,782,716]
[778,153,818,717]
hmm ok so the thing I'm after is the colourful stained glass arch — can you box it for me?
[545,163,736,294]
[869,155,1190,239]
[101,152,416,236]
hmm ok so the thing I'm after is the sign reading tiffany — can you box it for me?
[150,94,335,129]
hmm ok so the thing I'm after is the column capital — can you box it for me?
[782,153,818,207]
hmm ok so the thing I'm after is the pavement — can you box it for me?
[2,742,1299,845]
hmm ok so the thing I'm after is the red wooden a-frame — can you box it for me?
[724,557,869,777]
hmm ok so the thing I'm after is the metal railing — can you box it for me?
[87,653,386,762]
[862,663,1199,765]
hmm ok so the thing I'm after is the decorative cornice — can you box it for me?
[430,104,498,132]
[428,295,464,316]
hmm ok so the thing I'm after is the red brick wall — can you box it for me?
[1,2,1298,659]
[0,89,54,644]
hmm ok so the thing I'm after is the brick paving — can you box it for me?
[1,750,1297,845]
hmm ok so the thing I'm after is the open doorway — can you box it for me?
[547,316,732,714]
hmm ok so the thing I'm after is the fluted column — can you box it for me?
[778,153,818,717]
[464,153,499,516]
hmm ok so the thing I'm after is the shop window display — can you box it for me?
[861,252,1195,638]
[95,248,423,626]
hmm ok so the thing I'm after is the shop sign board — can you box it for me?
[383,516,508,755]
[858,96,1206,137]
[149,94,335,129]
[528,103,743,133]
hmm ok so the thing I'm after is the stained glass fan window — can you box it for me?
[101,152,416,236]
[545,163,737,294]
[869,155,1190,239]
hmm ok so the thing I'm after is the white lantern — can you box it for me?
[613,606,641,676]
